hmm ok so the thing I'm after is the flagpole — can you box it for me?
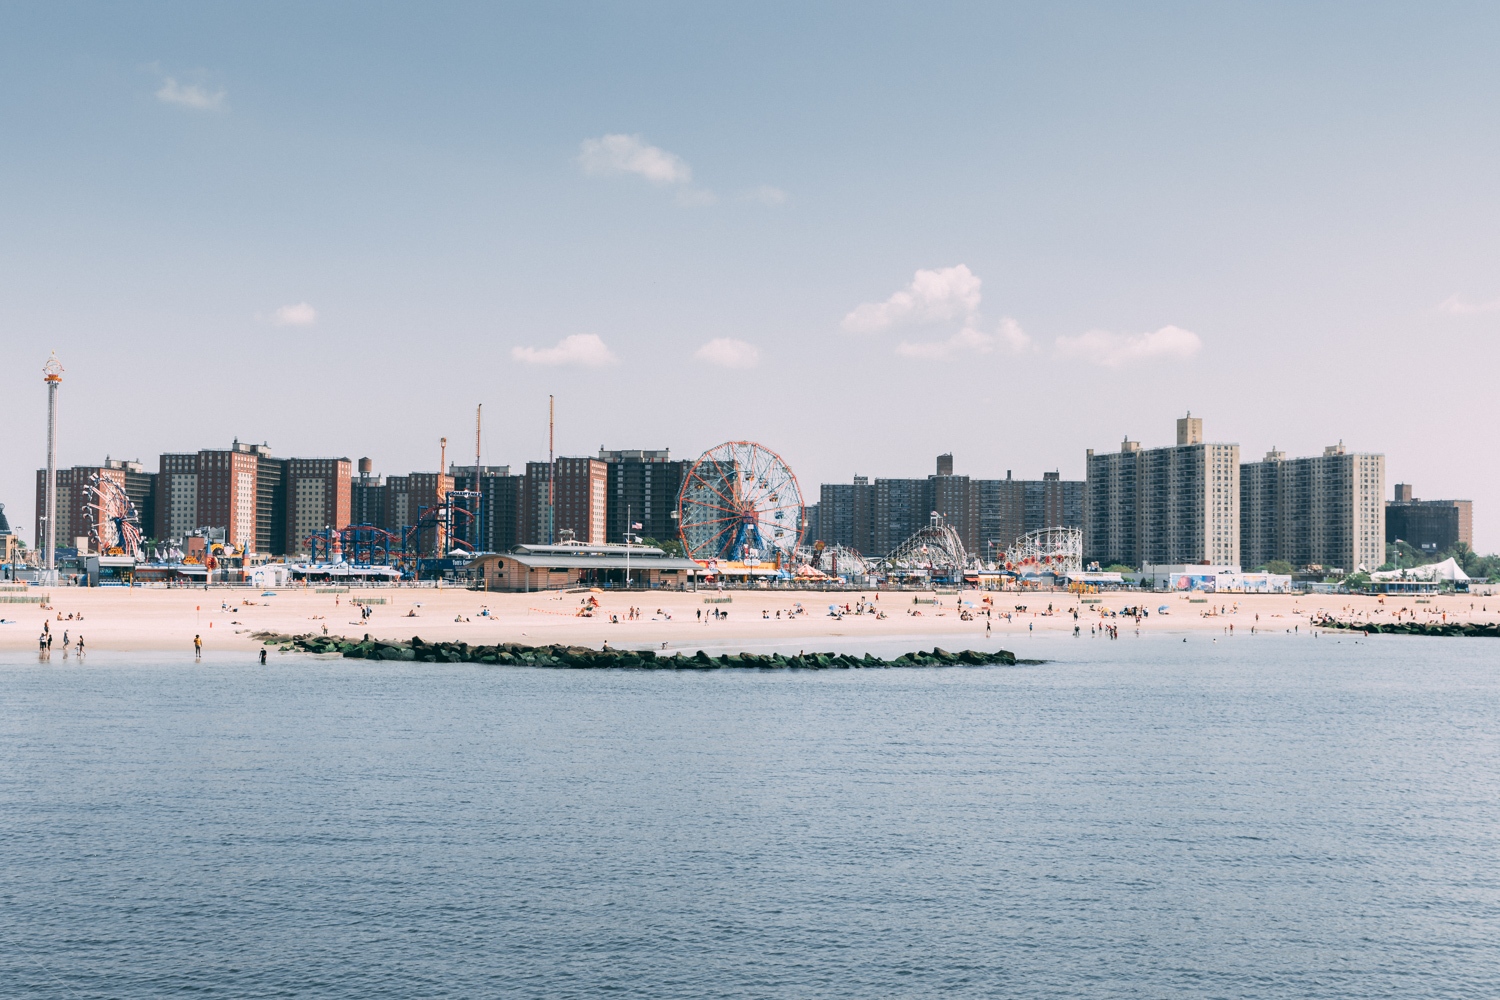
[625,503,630,590]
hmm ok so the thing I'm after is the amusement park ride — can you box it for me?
[82,473,144,558]
[677,441,805,568]
[301,488,483,578]
[873,513,970,583]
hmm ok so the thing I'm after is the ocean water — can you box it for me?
[2,632,1498,998]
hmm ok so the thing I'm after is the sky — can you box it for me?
[2,2,1498,549]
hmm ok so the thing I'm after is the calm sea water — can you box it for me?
[2,632,1498,998]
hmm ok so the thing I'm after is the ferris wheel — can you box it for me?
[83,474,143,557]
[677,441,805,563]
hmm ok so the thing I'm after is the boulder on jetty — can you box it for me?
[1311,615,1500,638]
[249,632,1020,669]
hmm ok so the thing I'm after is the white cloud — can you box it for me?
[842,265,983,334]
[742,185,787,206]
[271,302,317,326]
[578,134,692,185]
[694,337,760,368]
[156,77,226,111]
[511,333,618,367]
[997,317,1034,354]
[896,326,993,360]
[1438,294,1500,316]
[895,317,1034,361]
[1054,325,1202,366]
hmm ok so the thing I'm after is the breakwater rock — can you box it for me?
[251,632,1020,668]
[1313,615,1500,638]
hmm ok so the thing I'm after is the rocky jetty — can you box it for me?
[1313,615,1500,638]
[251,632,1020,668]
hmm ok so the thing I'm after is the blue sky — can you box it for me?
[3,2,1499,548]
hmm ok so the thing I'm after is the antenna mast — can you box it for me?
[475,404,483,552]
[438,437,448,556]
[547,395,555,545]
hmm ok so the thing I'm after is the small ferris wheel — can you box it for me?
[83,474,143,557]
[677,441,805,563]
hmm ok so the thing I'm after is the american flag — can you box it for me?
[632,522,642,530]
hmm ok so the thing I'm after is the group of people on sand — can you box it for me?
[608,606,669,624]
[37,619,83,655]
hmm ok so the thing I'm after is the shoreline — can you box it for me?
[1,586,1494,655]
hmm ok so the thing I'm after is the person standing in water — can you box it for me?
[194,634,202,659]
[75,635,84,656]
[259,648,267,665]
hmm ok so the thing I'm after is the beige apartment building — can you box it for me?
[1085,414,1240,568]
[1241,443,1384,573]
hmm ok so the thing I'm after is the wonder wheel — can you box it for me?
[678,441,805,563]
[83,474,143,557]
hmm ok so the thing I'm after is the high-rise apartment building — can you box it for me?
[451,464,522,553]
[196,446,260,551]
[873,476,929,554]
[254,448,287,557]
[522,463,551,544]
[35,465,119,553]
[157,453,199,541]
[818,476,875,554]
[1241,444,1384,572]
[522,458,606,545]
[929,462,976,552]
[1384,484,1469,555]
[1085,417,1240,568]
[284,458,352,555]
[599,449,687,545]
[558,457,607,544]
[351,459,385,528]
[973,472,1084,562]
[148,442,353,555]
[381,476,414,536]
[819,459,1083,559]
[1236,443,1386,569]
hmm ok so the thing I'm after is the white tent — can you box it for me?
[1370,557,1470,583]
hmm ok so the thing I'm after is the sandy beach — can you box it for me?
[3,586,1497,655]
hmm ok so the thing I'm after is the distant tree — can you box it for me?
[1445,542,1478,576]
[1103,563,1133,574]
[640,537,686,558]
[1343,571,1371,591]
[1265,559,1295,576]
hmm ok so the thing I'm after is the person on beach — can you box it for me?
[76,636,84,655]
[194,634,202,659]
[260,648,267,665]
